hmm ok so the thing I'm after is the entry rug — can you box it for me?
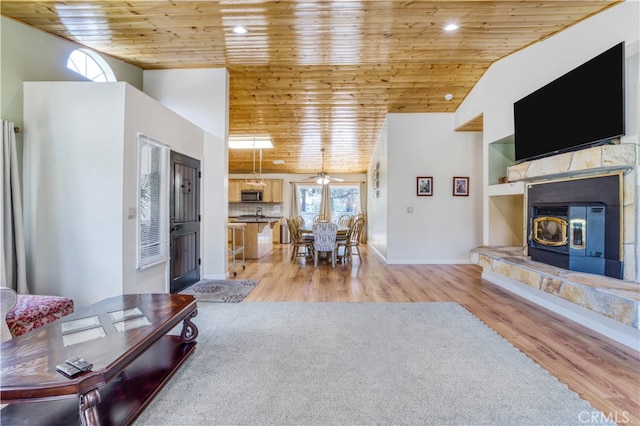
[136,302,615,425]
[179,279,258,303]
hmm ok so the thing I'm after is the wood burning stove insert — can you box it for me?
[527,175,622,279]
[531,205,606,275]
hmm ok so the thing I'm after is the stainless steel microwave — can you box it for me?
[241,190,263,202]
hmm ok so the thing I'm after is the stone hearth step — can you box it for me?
[470,246,639,330]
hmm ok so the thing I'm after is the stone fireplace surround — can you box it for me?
[471,143,639,350]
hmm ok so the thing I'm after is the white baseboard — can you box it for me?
[386,258,470,265]
[201,273,230,280]
[483,270,640,351]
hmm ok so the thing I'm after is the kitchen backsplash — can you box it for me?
[229,202,283,217]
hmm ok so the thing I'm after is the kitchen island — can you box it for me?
[230,217,280,259]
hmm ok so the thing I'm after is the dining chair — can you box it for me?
[335,215,352,261]
[337,214,353,227]
[347,216,366,259]
[335,223,352,263]
[336,216,359,262]
[312,222,338,268]
[313,214,330,223]
[287,217,314,262]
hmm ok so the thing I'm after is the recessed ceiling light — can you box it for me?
[273,160,285,165]
[232,26,248,34]
[444,24,458,32]
[444,93,454,101]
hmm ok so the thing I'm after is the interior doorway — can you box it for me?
[169,151,201,293]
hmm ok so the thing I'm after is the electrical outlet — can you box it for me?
[127,207,136,219]
[407,207,413,213]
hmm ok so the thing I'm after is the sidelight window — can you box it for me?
[137,134,169,269]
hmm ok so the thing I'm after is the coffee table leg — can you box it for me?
[79,388,102,426]
[181,309,199,343]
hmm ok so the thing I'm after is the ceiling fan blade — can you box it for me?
[302,149,344,183]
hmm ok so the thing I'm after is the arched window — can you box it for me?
[66,48,116,82]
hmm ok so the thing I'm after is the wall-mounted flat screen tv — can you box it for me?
[514,42,625,163]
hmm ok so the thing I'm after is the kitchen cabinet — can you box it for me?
[229,218,279,258]
[270,179,283,203]
[228,178,284,203]
[241,181,257,191]
[229,180,242,202]
[262,181,273,202]
[260,179,283,202]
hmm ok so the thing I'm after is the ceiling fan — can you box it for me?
[304,148,344,184]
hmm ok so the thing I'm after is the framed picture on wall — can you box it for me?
[453,177,469,196]
[416,177,433,196]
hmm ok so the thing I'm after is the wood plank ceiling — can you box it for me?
[1,1,621,174]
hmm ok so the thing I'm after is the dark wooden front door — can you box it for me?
[170,151,201,293]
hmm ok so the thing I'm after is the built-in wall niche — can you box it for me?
[488,195,524,247]
[371,162,380,198]
[488,134,515,185]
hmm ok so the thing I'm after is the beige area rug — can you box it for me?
[179,279,258,303]
[135,302,614,425]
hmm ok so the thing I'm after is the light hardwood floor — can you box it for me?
[239,243,639,424]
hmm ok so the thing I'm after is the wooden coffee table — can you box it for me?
[0,293,198,425]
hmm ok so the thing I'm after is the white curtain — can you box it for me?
[1,120,29,293]
[290,182,301,218]
[359,181,367,242]
[319,182,332,222]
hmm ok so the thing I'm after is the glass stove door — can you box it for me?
[532,216,568,246]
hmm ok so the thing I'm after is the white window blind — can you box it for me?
[137,134,168,269]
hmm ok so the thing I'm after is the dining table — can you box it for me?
[298,223,350,236]
[297,222,351,263]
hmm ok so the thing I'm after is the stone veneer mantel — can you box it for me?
[506,143,636,183]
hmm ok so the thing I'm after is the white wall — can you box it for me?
[381,113,483,264]
[367,119,389,258]
[143,69,228,137]
[202,131,230,278]
[121,84,205,294]
[144,69,230,279]
[23,82,205,307]
[23,83,127,306]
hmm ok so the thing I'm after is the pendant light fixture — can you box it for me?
[244,138,267,187]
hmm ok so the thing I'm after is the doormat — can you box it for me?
[179,279,258,303]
